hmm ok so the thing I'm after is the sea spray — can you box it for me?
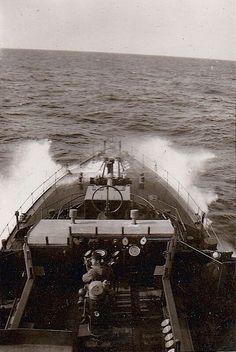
[126,136,218,214]
[0,140,60,236]
[0,137,218,237]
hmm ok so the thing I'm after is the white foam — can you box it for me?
[127,136,218,214]
[0,140,60,237]
[0,136,218,239]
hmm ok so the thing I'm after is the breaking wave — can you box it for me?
[0,140,60,235]
[128,136,218,214]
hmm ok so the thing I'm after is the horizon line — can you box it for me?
[1,47,235,63]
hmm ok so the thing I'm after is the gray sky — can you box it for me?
[0,0,235,60]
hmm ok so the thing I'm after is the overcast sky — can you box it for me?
[0,0,235,60]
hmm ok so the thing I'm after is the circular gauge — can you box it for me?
[89,281,104,299]
[213,251,221,259]
[140,237,147,245]
[122,237,129,246]
[94,249,107,258]
[128,245,141,257]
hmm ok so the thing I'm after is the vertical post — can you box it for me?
[68,226,73,248]
[175,340,181,352]
[117,158,121,178]
[164,239,176,278]
[15,211,20,230]
[104,141,106,153]
[23,243,34,279]
[119,141,121,154]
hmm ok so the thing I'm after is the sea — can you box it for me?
[0,48,235,347]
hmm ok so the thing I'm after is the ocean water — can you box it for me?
[0,48,235,250]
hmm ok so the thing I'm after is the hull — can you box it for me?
[0,142,235,351]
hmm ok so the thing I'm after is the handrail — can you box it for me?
[0,166,68,242]
[0,139,211,245]
[127,146,204,218]
[82,138,208,223]
[86,139,205,220]
[178,239,223,265]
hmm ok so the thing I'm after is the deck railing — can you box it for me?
[85,140,205,219]
[128,146,204,218]
[0,140,214,245]
[0,166,67,242]
[127,145,225,246]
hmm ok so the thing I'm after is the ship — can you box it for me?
[0,140,235,352]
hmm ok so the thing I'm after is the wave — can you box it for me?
[127,136,218,214]
[0,140,60,234]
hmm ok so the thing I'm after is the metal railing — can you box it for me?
[0,166,68,242]
[77,139,205,221]
[128,146,204,218]
[127,145,225,248]
[0,139,213,244]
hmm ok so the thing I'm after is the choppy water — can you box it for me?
[0,48,235,248]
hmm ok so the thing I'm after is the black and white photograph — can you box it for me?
[0,1,235,351]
